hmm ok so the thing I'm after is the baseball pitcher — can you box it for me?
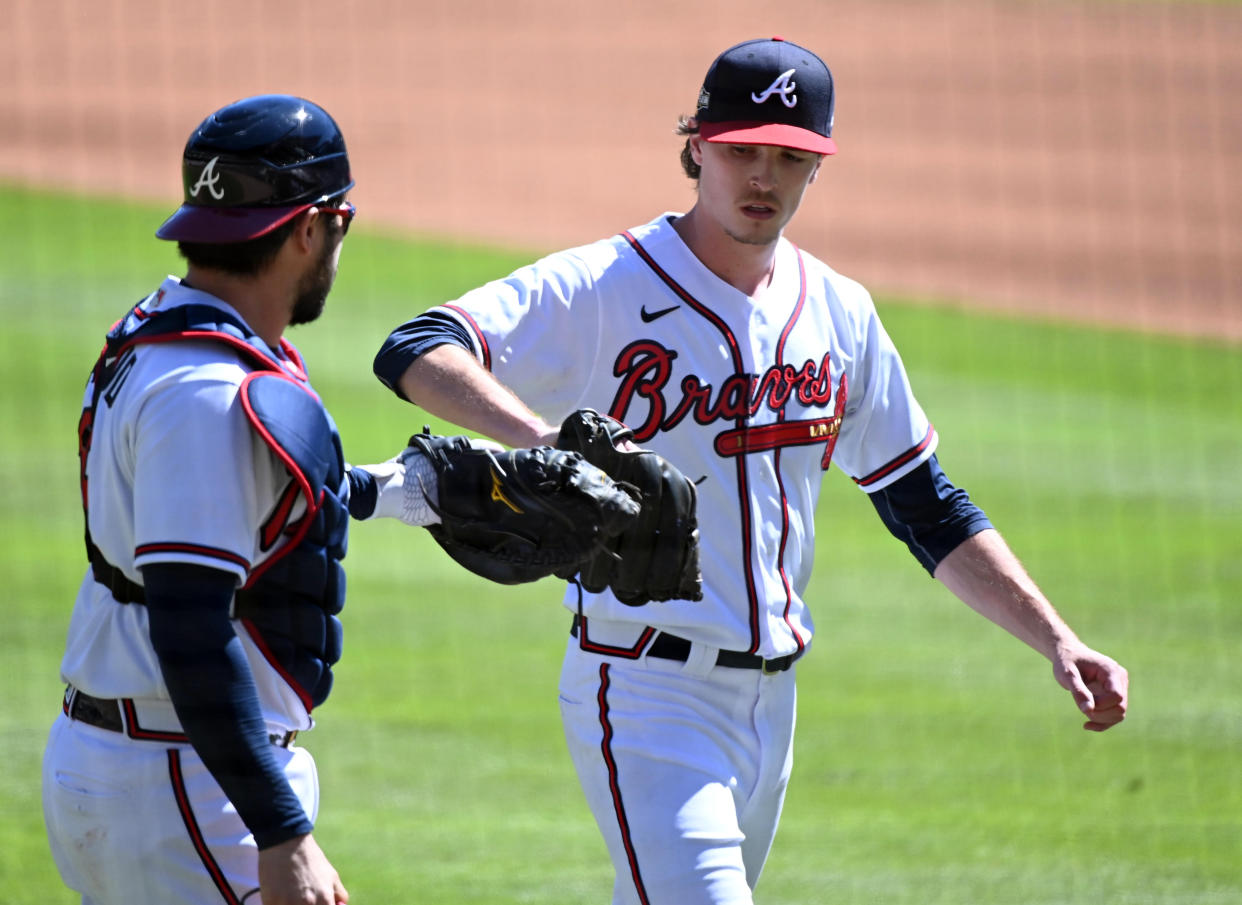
[373,37,1129,905]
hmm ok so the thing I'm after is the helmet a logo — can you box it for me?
[751,69,798,108]
[189,156,226,201]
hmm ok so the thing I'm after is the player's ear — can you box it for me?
[288,208,319,255]
[688,133,705,166]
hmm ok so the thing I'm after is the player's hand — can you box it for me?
[1052,643,1129,732]
[258,833,349,905]
[352,436,507,526]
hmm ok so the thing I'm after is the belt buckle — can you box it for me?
[269,730,296,748]
[763,653,796,675]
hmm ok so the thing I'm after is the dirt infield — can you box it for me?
[3,0,1237,340]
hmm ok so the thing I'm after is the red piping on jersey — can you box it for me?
[577,615,657,659]
[260,481,304,552]
[771,247,808,656]
[134,542,251,572]
[824,372,848,469]
[121,699,190,743]
[854,423,936,487]
[61,689,192,743]
[442,304,492,372]
[773,445,800,650]
[597,663,651,905]
[168,750,244,905]
[620,230,762,652]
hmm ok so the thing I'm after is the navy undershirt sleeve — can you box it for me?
[345,465,378,520]
[143,562,313,849]
[867,454,993,575]
[373,310,473,401]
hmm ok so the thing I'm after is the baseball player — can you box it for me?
[373,38,1130,905]
[42,94,561,905]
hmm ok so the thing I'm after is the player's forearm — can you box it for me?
[933,528,1081,661]
[143,563,312,848]
[396,344,556,448]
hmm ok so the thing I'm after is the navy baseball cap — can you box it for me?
[157,94,354,243]
[696,37,837,155]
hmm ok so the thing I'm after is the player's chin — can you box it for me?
[725,220,783,248]
[290,294,328,326]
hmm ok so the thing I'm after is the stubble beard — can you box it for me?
[289,237,338,327]
[723,214,787,248]
[724,224,782,248]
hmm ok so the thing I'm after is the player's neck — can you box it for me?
[182,266,289,348]
[672,209,778,298]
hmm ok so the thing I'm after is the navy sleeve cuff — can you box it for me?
[867,454,993,575]
[346,465,378,520]
[373,310,474,401]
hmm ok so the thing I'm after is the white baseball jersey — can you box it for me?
[429,213,937,659]
[63,276,315,733]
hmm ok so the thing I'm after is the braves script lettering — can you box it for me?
[608,340,835,442]
[189,156,226,200]
[751,69,798,108]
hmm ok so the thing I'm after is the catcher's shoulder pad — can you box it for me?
[240,372,343,491]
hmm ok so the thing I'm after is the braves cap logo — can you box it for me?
[750,69,798,108]
[189,156,226,201]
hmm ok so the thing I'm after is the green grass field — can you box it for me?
[2,184,1238,903]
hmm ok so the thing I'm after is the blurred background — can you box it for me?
[2,1,1239,903]
[3,0,1238,339]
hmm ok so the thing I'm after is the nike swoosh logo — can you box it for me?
[640,304,680,323]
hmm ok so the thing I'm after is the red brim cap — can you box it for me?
[700,120,837,155]
[155,202,314,243]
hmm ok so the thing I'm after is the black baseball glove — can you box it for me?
[556,409,702,606]
[407,430,642,586]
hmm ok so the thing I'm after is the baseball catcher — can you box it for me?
[351,429,642,586]
[556,408,702,605]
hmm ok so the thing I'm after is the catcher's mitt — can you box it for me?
[556,409,702,606]
[407,430,641,586]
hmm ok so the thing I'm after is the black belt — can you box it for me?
[570,615,801,674]
[63,687,297,748]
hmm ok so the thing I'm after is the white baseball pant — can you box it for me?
[558,628,797,905]
[42,709,317,905]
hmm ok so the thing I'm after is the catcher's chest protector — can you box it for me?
[79,302,349,711]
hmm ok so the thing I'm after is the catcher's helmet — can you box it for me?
[156,94,354,243]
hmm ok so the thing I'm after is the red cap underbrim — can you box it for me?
[155,202,314,243]
[700,120,837,155]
